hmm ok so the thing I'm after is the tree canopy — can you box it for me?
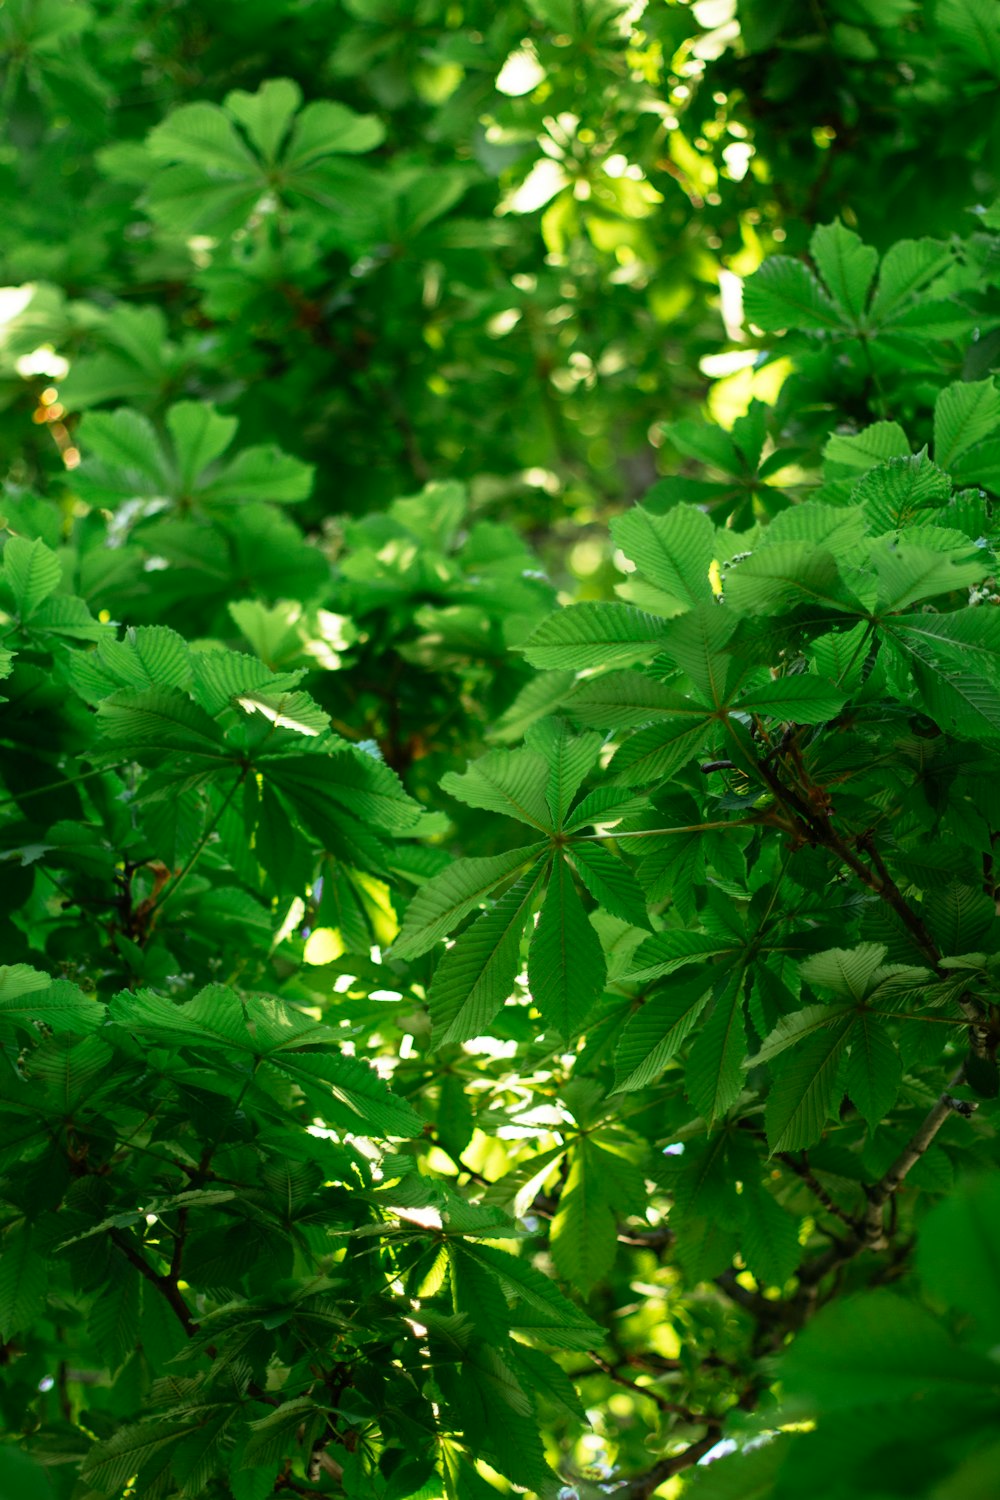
[3,3,1000,1498]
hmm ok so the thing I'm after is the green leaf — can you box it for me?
[854,453,952,532]
[612,971,712,1092]
[166,401,238,489]
[781,1290,1000,1409]
[846,1013,902,1130]
[550,1139,635,1295]
[520,603,667,670]
[96,686,227,757]
[764,1017,855,1153]
[917,1174,1000,1339]
[0,974,101,1037]
[3,536,62,618]
[528,856,606,1038]
[724,543,858,616]
[882,615,1000,740]
[441,747,552,830]
[799,944,888,1001]
[741,1183,802,1288]
[457,1242,604,1349]
[685,972,747,1124]
[147,100,257,173]
[81,1419,200,1495]
[810,221,878,319]
[226,76,301,159]
[197,443,314,506]
[870,238,953,321]
[568,841,651,930]
[743,254,842,331]
[935,0,1000,75]
[0,1221,47,1339]
[628,930,743,982]
[392,845,547,958]
[871,536,989,613]
[610,504,716,610]
[265,1051,424,1137]
[611,716,712,786]
[748,1003,857,1067]
[824,421,911,479]
[737,674,847,723]
[564,670,692,729]
[89,1268,141,1374]
[524,717,601,827]
[428,871,542,1044]
[934,379,1000,469]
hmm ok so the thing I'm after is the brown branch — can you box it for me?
[109,1229,199,1336]
[777,1151,860,1230]
[610,1430,724,1499]
[862,1074,976,1249]
[584,1353,698,1419]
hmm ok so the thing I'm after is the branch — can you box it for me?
[862,1075,976,1248]
[777,1151,859,1231]
[610,1430,723,1499]
[109,1229,198,1337]
[584,1352,698,1419]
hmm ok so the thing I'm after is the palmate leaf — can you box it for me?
[934,378,1000,469]
[810,221,878,319]
[569,841,650,930]
[524,717,601,827]
[611,715,712,787]
[528,855,606,1038]
[2,535,62,618]
[0,1220,47,1339]
[741,1182,803,1289]
[737,674,847,724]
[764,1017,855,1153]
[845,1013,902,1130]
[81,1419,204,1496]
[610,503,716,610]
[440,746,552,830]
[428,870,543,1045]
[612,971,712,1092]
[455,1242,604,1350]
[781,1290,999,1410]
[684,971,747,1124]
[742,255,842,332]
[564,669,691,729]
[520,602,667,670]
[76,401,314,513]
[392,844,547,958]
[724,542,860,616]
[550,1139,641,1295]
[261,1052,424,1137]
[871,536,989,614]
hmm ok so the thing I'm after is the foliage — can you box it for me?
[2,3,1000,1500]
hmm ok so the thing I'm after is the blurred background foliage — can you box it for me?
[4,0,999,535]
